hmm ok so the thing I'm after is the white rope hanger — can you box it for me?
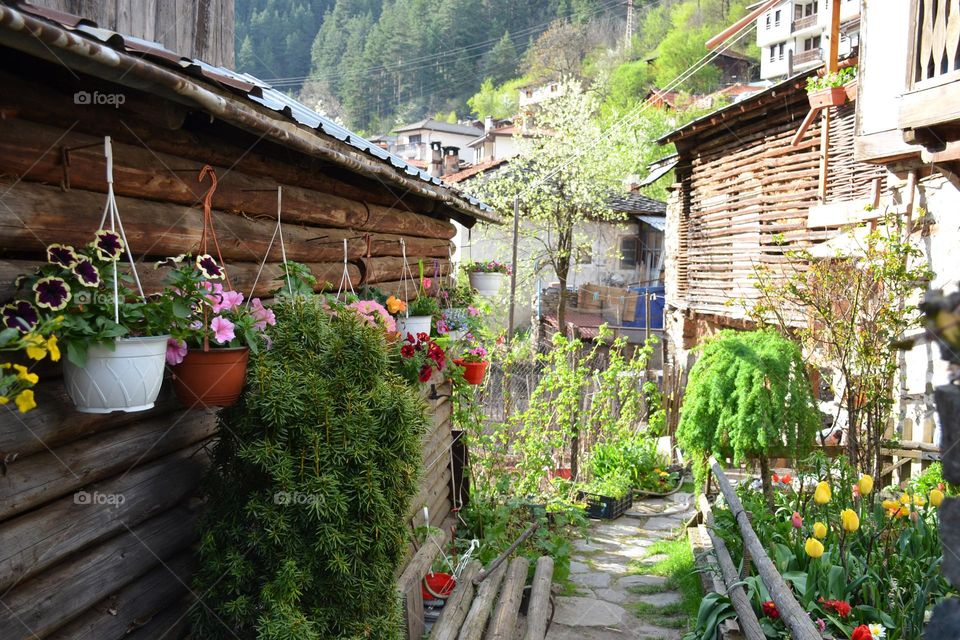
[247,186,293,304]
[335,238,356,300]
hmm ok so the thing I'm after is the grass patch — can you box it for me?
[625,583,664,595]
[680,479,696,494]
[627,539,703,631]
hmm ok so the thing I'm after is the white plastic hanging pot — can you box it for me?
[396,315,432,337]
[63,336,169,413]
[468,272,504,297]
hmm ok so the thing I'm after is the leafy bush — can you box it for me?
[806,66,857,92]
[191,300,428,639]
[676,329,820,498]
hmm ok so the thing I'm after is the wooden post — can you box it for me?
[524,557,554,640]
[430,561,481,640]
[818,0,843,200]
[698,495,765,640]
[507,195,520,342]
[708,457,822,640]
[484,556,530,640]
[460,562,508,640]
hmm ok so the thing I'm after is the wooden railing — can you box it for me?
[792,13,818,31]
[901,0,960,132]
[910,0,960,86]
[793,48,822,66]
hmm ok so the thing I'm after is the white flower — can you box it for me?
[869,624,886,639]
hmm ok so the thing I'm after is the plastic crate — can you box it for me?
[577,490,633,520]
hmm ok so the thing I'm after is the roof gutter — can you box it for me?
[0,4,501,226]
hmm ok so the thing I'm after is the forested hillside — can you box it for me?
[235,0,757,134]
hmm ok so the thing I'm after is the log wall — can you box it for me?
[0,53,457,639]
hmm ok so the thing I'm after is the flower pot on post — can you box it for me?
[468,272,504,297]
[63,335,169,413]
[808,86,847,109]
[172,346,250,408]
[454,358,489,385]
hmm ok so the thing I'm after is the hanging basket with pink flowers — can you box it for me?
[158,167,275,409]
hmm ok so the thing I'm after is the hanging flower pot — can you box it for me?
[396,314,432,337]
[172,346,250,408]
[468,272,504,297]
[63,335,169,413]
[454,358,489,385]
[422,572,456,600]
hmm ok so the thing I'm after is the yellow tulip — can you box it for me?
[913,495,927,507]
[814,481,832,504]
[46,335,60,362]
[858,475,874,495]
[813,521,827,539]
[805,537,824,559]
[900,492,911,505]
[841,508,860,533]
[930,489,944,507]
[882,499,899,511]
[15,389,36,413]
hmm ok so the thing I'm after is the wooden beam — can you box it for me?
[484,556,529,640]
[706,0,781,50]
[430,561,480,640]
[523,556,554,640]
[459,562,508,640]
[708,458,822,640]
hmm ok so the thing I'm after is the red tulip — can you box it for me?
[851,625,872,640]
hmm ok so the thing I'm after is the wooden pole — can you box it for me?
[818,0,842,200]
[708,457,822,640]
[459,562,508,640]
[484,556,530,640]
[473,523,539,585]
[523,556,554,640]
[697,495,765,640]
[430,561,481,640]
[507,195,520,342]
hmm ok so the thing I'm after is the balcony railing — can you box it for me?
[793,48,822,65]
[900,0,960,132]
[792,13,819,31]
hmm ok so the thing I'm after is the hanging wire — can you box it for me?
[247,186,293,304]
[397,238,416,318]
[97,136,146,324]
[335,238,356,300]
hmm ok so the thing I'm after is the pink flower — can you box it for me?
[791,511,803,529]
[213,289,244,313]
[423,277,433,290]
[467,306,480,317]
[250,298,277,330]
[166,338,187,365]
[437,319,449,334]
[210,316,235,344]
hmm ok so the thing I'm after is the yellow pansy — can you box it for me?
[805,537,824,558]
[23,333,46,361]
[858,475,874,495]
[12,364,38,385]
[841,508,860,533]
[930,489,945,507]
[814,481,832,504]
[15,389,36,412]
[0,395,8,405]
[46,335,60,362]
[813,522,827,539]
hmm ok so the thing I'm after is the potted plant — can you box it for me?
[387,269,439,337]
[10,231,174,413]
[395,332,446,385]
[464,260,511,297]
[453,344,489,385]
[437,305,482,342]
[160,254,275,408]
[806,67,857,109]
[0,310,62,413]
[577,471,634,520]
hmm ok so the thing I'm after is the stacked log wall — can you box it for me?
[0,60,457,638]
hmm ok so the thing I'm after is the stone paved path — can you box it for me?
[546,491,697,640]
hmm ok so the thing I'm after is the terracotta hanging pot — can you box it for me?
[172,346,249,408]
[454,358,489,385]
[808,86,847,109]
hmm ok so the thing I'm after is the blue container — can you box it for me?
[626,286,665,329]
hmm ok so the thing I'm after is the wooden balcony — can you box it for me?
[791,13,819,32]
[900,0,960,134]
[793,48,822,66]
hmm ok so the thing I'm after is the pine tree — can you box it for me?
[190,300,428,639]
[480,32,519,86]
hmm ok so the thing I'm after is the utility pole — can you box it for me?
[625,0,635,49]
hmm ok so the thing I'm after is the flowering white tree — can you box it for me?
[474,80,635,329]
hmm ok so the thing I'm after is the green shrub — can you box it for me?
[191,300,428,640]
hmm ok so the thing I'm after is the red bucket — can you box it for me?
[422,572,456,600]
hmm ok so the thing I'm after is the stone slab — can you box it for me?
[551,596,628,627]
[572,571,612,589]
[618,574,668,589]
[637,591,682,607]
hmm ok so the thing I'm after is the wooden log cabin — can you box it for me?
[0,3,495,638]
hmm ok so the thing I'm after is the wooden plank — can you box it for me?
[458,562,507,640]
[0,409,217,520]
[0,444,209,591]
[431,561,481,640]
[523,556,554,640]
[122,595,192,640]
[484,556,529,640]
[0,505,199,639]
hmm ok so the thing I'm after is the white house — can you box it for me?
[753,0,860,81]
[388,119,483,164]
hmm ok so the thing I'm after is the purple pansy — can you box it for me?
[47,243,79,268]
[196,254,224,279]
[93,229,124,261]
[72,259,101,287]
[2,300,39,333]
[33,276,71,310]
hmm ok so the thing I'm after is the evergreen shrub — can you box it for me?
[191,299,428,639]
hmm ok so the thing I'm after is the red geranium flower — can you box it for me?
[851,625,872,640]
[761,600,779,619]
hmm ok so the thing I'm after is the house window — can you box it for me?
[525,89,533,98]
[576,245,593,265]
[550,84,558,92]
[774,9,781,26]
[408,134,422,144]
[770,45,776,62]
[766,13,771,29]
[778,43,785,60]
[619,236,638,269]
[638,226,663,279]
[803,35,821,50]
